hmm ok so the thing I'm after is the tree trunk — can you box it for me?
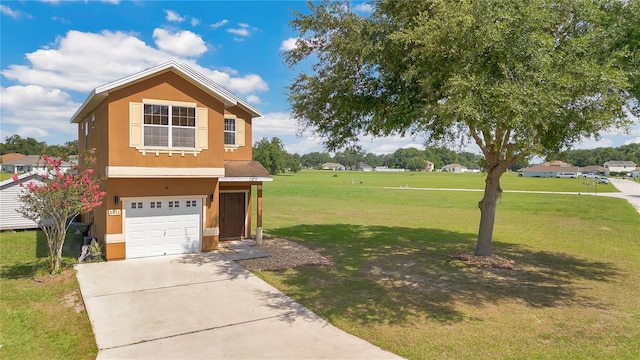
[476,167,505,256]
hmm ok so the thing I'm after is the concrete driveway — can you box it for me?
[76,252,403,359]
[604,178,640,214]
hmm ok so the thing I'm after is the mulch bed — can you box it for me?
[235,237,332,271]
[448,251,516,269]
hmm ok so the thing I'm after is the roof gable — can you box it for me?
[70,61,262,123]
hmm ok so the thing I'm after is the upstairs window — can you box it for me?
[144,104,195,148]
[224,118,236,145]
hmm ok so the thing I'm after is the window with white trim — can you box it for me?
[224,118,236,145]
[144,104,196,148]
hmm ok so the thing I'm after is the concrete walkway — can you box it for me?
[379,179,640,215]
[76,253,404,359]
[600,178,640,214]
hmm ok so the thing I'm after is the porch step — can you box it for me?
[220,240,268,261]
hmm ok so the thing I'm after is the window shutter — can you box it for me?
[196,107,208,150]
[236,118,245,146]
[129,102,143,147]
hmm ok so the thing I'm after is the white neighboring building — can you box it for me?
[442,164,467,173]
[0,171,46,230]
[374,166,405,172]
[322,162,346,171]
[603,161,637,174]
[1,155,72,174]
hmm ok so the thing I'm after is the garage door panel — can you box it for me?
[126,198,202,259]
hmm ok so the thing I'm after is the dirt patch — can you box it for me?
[62,290,85,313]
[448,251,516,269]
[32,268,76,283]
[236,237,332,271]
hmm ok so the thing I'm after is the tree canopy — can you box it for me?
[1,135,77,160]
[285,0,637,255]
[253,137,301,174]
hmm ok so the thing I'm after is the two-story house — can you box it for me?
[70,61,271,261]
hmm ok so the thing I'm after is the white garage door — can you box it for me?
[125,198,201,259]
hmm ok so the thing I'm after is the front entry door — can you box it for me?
[220,192,246,239]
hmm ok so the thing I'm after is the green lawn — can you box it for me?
[0,230,97,360]
[252,170,640,359]
[0,173,15,181]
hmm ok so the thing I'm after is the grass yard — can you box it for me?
[0,230,97,359]
[252,170,640,359]
[0,173,15,181]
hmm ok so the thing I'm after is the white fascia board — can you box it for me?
[219,177,273,182]
[105,166,225,178]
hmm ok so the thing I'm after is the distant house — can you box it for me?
[374,166,405,172]
[603,161,637,174]
[322,162,346,171]
[631,170,640,178]
[360,162,373,172]
[0,153,26,164]
[581,165,607,175]
[518,163,581,178]
[442,164,467,173]
[425,161,434,172]
[0,155,71,174]
[0,171,46,230]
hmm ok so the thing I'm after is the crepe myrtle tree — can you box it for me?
[285,0,637,256]
[15,150,106,274]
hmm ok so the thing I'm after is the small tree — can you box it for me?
[15,150,105,274]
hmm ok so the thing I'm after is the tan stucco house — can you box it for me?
[70,61,271,261]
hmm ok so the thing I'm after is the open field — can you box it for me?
[0,231,97,360]
[253,170,640,359]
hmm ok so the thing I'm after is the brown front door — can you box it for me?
[220,192,246,239]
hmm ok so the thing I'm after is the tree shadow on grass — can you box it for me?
[1,230,83,279]
[264,224,620,326]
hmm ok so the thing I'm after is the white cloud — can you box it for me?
[1,30,267,95]
[1,5,31,19]
[252,112,298,141]
[353,3,374,13]
[211,19,228,29]
[284,136,326,155]
[14,126,53,139]
[574,136,615,149]
[152,28,207,57]
[164,9,184,22]
[227,23,253,38]
[191,18,200,26]
[52,16,70,23]
[280,37,298,51]
[246,95,262,104]
[0,85,79,136]
[227,28,250,36]
[195,68,268,94]
[0,128,12,142]
[624,136,640,145]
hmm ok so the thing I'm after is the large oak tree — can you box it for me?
[285,0,637,256]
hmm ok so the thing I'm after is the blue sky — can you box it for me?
[1,0,638,156]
